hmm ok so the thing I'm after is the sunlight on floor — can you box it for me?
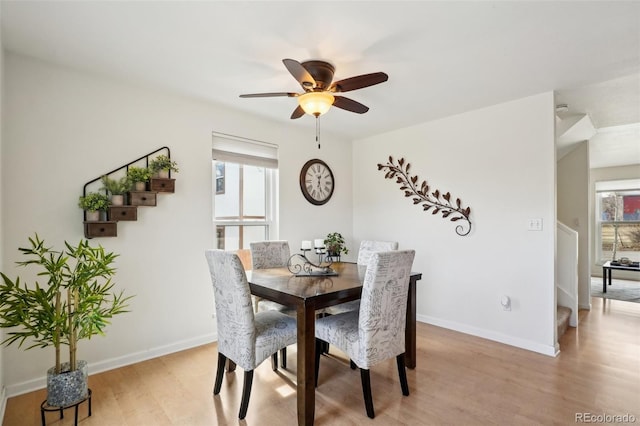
[275,384,295,398]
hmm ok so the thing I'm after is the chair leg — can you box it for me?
[227,359,236,372]
[213,353,227,395]
[239,370,254,420]
[396,354,410,396]
[315,338,323,387]
[271,352,278,371]
[281,347,287,369]
[360,368,375,419]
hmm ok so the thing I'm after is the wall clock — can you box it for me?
[299,159,335,205]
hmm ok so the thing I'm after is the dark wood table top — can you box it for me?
[247,262,368,309]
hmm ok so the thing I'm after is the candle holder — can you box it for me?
[287,247,338,276]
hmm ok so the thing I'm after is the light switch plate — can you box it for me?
[528,218,543,231]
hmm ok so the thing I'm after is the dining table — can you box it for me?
[246,261,422,426]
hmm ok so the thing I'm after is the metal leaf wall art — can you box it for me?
[377,156,473,236]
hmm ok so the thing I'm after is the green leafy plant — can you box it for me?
[126,166,151,183]
[0,234,133,373]
[78,192,110,212]
[101,175,131,195]
[324,232,349,256]
[149,155,179,174]
[127,166,151,182]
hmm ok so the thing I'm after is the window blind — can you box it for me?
[212,132,278,169]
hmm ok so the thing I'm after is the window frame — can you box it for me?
[213,161,278,250]
[594,179,640,264]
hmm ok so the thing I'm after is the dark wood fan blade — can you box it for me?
[283,59,316,89]
[240,92,298,98]
[290,105,305,119]
[329,72,388,93]
[333,96,369,114]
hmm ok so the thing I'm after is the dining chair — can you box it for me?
[205,249,297,420]
[250,240,295,367]
[250,240,294,315]
[315,249,416,419]
[323,240,399,316]
[357,239,400,266]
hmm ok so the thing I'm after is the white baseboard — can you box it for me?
[5,332,217,398]
[579,302,592,311]
[417,314,557,357]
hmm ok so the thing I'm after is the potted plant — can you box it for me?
[324,232,349,261]
[78,192,109,221]
[126,166,151,191]
[149,154,179,179]
[100,175,131,206]
[0,234,132,407]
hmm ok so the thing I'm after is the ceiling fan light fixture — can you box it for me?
[298,91,335,116]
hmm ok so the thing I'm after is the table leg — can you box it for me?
[297,303,316,426]
[603,266,607,293]
[405,277,417,369]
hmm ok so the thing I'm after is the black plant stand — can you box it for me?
[41,389,92,426]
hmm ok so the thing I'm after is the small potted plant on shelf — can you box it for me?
[324,232,349,261]
[78,192,110,221]
[149,155,178,179]
[0,234,133,408]
[101,175,131,206]
[126,166,151,191]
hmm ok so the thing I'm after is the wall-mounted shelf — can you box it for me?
[150,178,175,193]
[82,147,175,238]
[84,221,118,238]
[108,205,138,221]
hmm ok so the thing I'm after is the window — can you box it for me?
[212,133,278,250]
[595,179,640,263]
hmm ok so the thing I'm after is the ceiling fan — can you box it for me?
[239,58,389,119]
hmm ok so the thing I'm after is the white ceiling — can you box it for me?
[2,1,639,168]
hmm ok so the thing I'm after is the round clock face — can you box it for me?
[299,159,335,205]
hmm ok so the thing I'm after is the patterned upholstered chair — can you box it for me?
[323,240,399,316]
[357,240,400,266]
[205,250,297,420]
[250,240,293,314]
[315,249,416,419]
[250,240,296,367]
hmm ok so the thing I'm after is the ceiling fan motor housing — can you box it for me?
[301,60,335,91]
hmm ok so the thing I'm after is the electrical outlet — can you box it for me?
[527,218,543,231]
[501,295,511,311]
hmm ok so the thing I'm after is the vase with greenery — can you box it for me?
[324,232,349,260]
[0,234,132,406]
[149,154,179,178]
[126,166,151,191]
[78,192,109,221]
[101,175,131,205]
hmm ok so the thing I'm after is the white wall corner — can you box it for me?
[0,385,6,423]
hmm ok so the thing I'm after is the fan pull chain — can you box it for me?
[315,116,321,149]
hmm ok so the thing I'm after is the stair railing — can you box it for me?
[557,221,578,327]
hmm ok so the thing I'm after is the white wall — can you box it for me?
[0,52,353,396]
[557,142,591,309]
[0,13,6,416]
[352,92,557,355]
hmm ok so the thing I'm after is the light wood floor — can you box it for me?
[4,296,640,425]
